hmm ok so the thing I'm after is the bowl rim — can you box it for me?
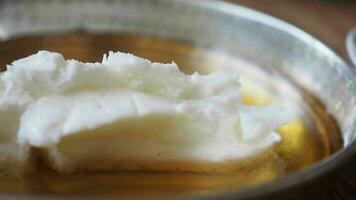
[0,0,355,200]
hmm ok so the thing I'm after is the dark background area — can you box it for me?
[228,0,356,61]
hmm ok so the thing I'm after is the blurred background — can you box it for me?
[229,0,356,60]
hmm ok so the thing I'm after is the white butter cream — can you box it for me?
[0,51,292,172]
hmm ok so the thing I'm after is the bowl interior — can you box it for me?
[0,33,343,199]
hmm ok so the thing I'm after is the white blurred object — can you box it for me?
[346,27,356,68]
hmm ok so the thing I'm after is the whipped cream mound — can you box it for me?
[0,51,292,173]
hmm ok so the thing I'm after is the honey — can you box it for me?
[0,34,342,198]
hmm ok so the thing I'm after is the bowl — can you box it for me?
[0,0,355,200]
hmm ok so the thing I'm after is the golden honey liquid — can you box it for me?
[0,35,342,198]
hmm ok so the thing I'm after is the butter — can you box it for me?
[0,51,292,172]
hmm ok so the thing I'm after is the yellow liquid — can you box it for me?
[0,34,342,199]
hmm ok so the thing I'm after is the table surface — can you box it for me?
[228,1,356,199]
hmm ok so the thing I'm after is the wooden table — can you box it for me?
[228,1,356,199]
